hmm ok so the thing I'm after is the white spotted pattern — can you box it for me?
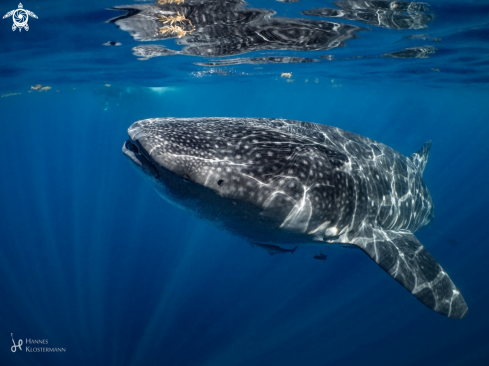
[123,117,468,319]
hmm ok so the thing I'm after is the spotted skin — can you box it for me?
[122,117,468,319]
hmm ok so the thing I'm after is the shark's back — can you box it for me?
[311,122,434,234]
[232,118,434,235]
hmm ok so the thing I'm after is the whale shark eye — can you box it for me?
[217,179,224,186]
[182,174,190,182]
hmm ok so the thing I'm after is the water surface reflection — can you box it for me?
[109,0,364,62]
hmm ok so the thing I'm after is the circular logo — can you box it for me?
[12,9,28,28]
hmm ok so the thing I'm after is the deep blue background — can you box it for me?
[1,83,488,365]
[1,0,489,365]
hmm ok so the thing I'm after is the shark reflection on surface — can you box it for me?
[303,0,433,30]
[320,45,436,61]
[108,0,364,61]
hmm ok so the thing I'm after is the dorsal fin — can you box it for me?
[408,141,431,176]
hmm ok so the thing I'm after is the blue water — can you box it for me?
[1,0,489,365]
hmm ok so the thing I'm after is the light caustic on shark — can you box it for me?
[122,117,468,319]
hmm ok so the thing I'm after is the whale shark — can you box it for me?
[122,117,468,319]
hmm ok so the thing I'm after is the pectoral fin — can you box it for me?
[351,227,468,319]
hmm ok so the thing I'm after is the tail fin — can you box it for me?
[351,227,468,319]
[290,246,298,254]
[408,141,431,176]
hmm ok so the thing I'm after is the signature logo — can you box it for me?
[3,3,38,32]
[10,334,22,352]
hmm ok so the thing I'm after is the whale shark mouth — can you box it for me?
[122,139,159,178]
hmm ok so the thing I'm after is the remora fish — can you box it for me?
[250,242,298,256]
[314,251,327,261]
[122,117,468,319]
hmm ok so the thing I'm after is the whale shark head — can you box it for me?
[122,118,338,243]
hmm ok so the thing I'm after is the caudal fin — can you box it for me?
[408,141,431,176]
[290,246,298,254]
[351,227,468,319]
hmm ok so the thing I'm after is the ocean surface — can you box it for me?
[1,0,488,365]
